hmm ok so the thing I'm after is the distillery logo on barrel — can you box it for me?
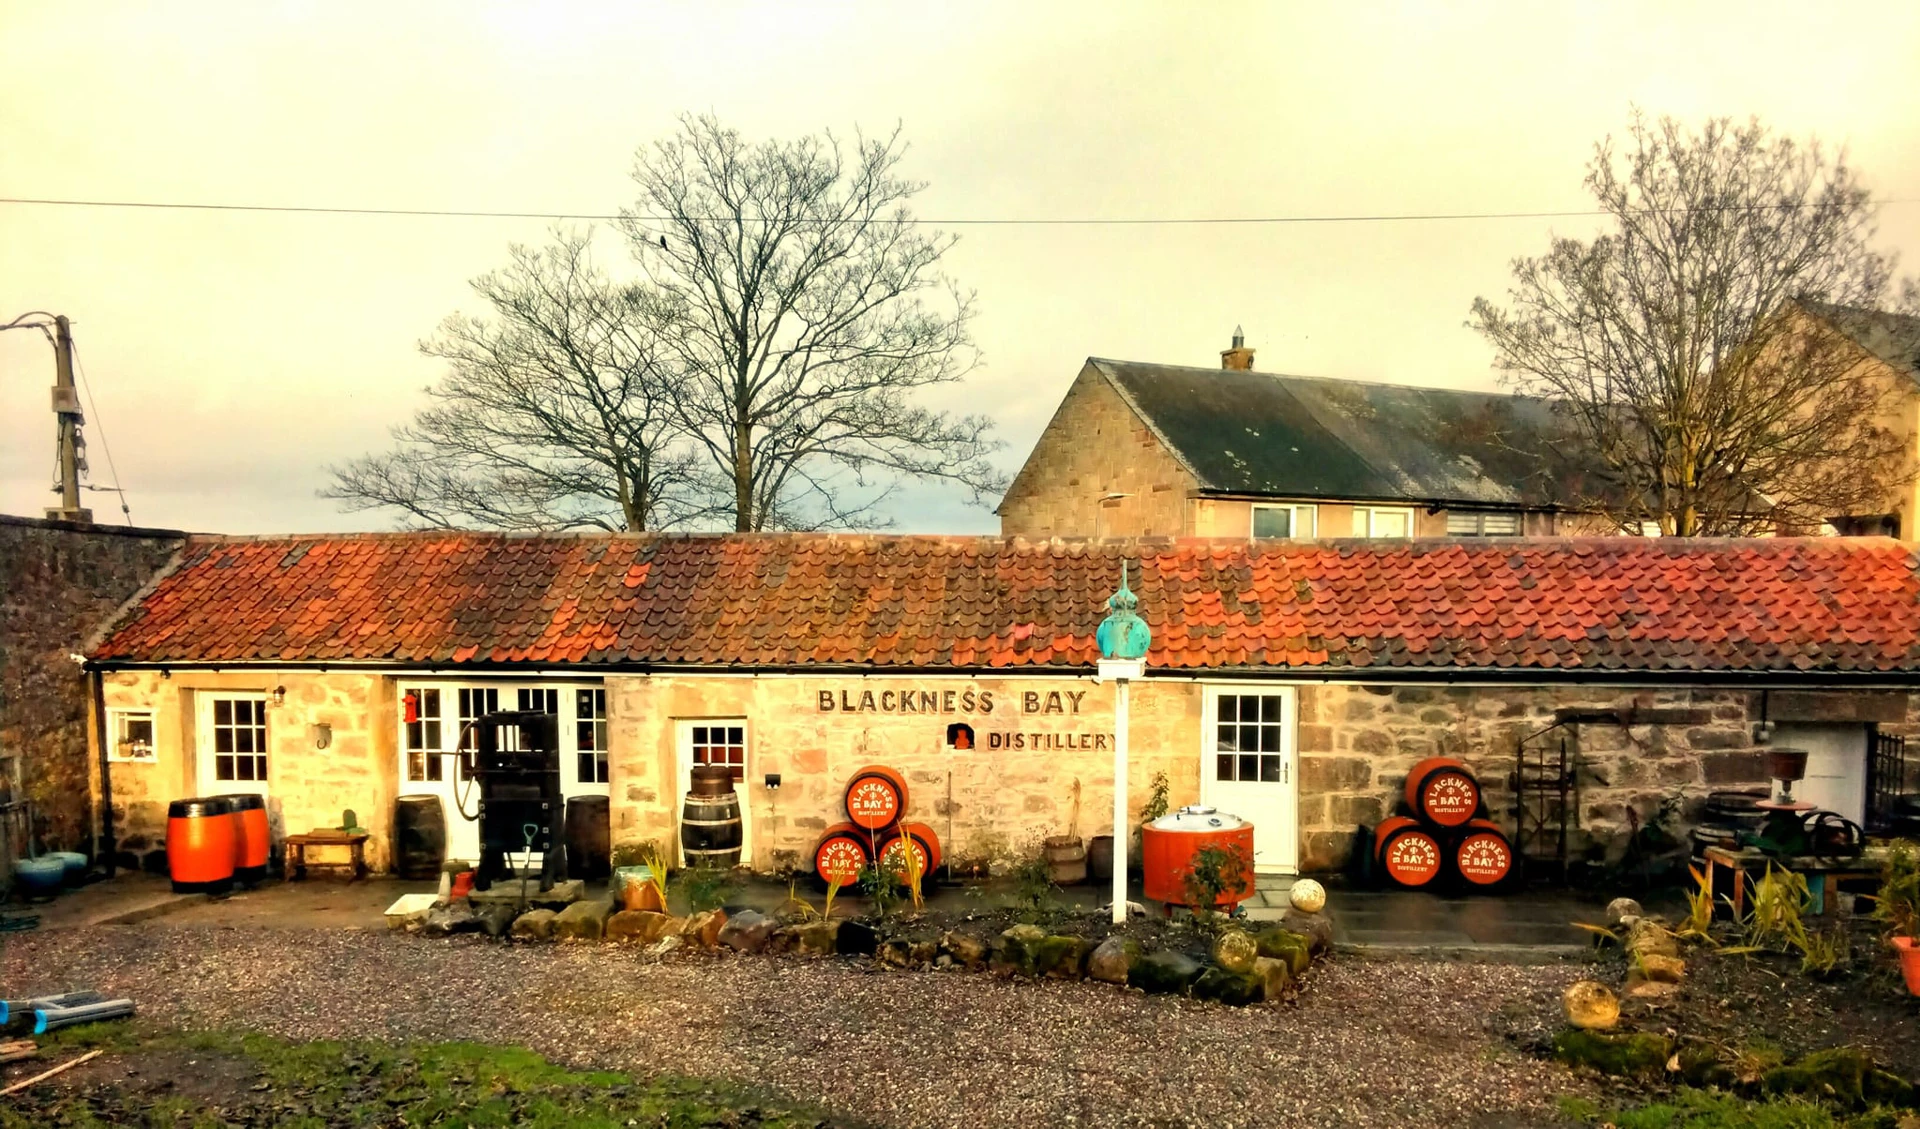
[1383,833,1440,885]
[815,838,866,885]
[1422,775,1478,823]
[1457,832,1512,885]
[848,779,901,825]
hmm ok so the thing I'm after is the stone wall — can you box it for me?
[99,670,398,872]
[997,364,1196,539]
[1292,683,1917,872]
[605,674,1203,873]
[0,515,183,852]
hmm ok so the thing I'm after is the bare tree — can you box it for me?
[620,114,1002,531]
[327,230,706,531]
[1471,113,1912,535]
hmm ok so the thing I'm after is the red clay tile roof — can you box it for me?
[87,533,1920,676]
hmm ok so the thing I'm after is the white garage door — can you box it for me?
[1771,725,1868,824]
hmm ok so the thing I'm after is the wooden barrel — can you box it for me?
[680,785,743,868]
[1373,815,1443,888]
[1404,757,1481,827]
[1453,818,1514,887]
[565,795,612,880]
[690,764,735,796]
[1043,835,1087,884]
[813,821,872,888]
[880,821,944,883]
[843,765,908,831]
[167,797,236,894]
[216,793,271,884]
[392,794,446,880]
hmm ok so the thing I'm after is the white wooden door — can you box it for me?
[1772,725,1869,824]
[197,693,270,798]
[1198,687,1298,874]
[675,720,751,865]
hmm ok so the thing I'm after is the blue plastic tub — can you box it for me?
[43,851,88,884]
[12,857,65,895]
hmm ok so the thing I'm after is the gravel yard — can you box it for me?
[0,923,1599,1128]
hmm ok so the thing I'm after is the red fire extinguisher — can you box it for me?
[402,692,418,725]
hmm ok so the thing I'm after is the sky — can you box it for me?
[4,1,1918,535]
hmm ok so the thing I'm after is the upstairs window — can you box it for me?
[1251,503,1317,539]
[1446,511,1522,536]
[1353,506,1414,538]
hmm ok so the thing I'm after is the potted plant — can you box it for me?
[1876,839,1920,995]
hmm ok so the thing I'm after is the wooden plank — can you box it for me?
[0,1048,99,1094]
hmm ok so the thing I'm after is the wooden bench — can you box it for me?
[282,830,370,882]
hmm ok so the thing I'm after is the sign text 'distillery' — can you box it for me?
[814,687,1110,750]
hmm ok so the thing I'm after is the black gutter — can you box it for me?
[80,657,1920,689]
[90,668,116,878]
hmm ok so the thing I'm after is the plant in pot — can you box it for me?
[1875,838,1920,995]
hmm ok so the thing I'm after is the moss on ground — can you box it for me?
[8,1022,849,1128]
[1559,1088,1916,1128]
[1552,1029,1673,1077]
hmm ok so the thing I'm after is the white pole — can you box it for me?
[1111,673,1129,923]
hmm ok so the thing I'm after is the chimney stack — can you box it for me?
[1220,325,1254,371]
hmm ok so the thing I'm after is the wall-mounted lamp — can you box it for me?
[311,722,333,750]
[271,685,287,708]
[763,773,782,791]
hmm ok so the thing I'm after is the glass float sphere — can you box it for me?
[1288,878,1326,914]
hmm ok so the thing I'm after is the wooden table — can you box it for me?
[1702,845,1885,920]
[282,830,370,882]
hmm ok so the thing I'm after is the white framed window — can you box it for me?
[204,695,269,785]
[1353,506,1414,538]
[108,708,158,762]
[1251,503,1317,540]
[575,688,609,785]
[686,721,747,782]
[403,687,446,782]
[1445,510,1522,536]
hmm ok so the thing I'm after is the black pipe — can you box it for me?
[90,667,116,877]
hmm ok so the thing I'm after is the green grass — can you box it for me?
[11,1023,843,1128]
[1559,1089,1913,1129]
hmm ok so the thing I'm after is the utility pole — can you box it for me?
[47,314,91,523]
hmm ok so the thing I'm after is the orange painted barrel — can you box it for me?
[812,821,873,889]
[167,797,237,894]
[878,821,943,882]
[216,793,271,884]
[1374,815,1443,888]
[1403,757,1482,828]
[1453,818,1515,887]
[843,765,908,831]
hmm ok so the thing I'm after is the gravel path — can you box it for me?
[1,926,1597,1128]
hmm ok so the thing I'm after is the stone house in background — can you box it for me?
[998,331,1614,542]
[1789,300,1920,537]
[81,531,1920,879]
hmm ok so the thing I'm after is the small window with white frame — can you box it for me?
[108,708,158,762]
[575,688,608,785]
[1445,510,1522,537]
[687,721,746,782]
[1251,503,1317,540]
[1353,506,1414,538]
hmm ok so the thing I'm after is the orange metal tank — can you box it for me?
[167,797,237,895]
[217,793,271,884]
[1141,806,1256,909]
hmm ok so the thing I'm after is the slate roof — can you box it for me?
[1090,358,1605,508]
[88,532,1920,677]
[1799,300,1920,384]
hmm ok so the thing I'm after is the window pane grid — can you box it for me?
[690,723,746,781]
[1211,694,1285,782]
[575,689,608,784]
[210,697,267,784]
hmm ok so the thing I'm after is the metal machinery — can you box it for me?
[453,710,566,892]
[1747,748,1864,862]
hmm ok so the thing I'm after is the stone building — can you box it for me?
[998,331,1612,542]
[82,531,1920,877]
[0,514,185,856]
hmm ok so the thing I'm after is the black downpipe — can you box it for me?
[90,668,117,877]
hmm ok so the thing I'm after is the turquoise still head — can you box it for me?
[1096,561,1152,661]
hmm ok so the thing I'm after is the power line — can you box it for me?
[67,337,134,526]
[2,194,1913,226]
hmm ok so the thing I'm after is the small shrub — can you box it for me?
[1006,838,1062,922]
[674,863,736,913]
[1873,838,1920,939]
[1181,842,1252,925]
[1742,864,1811,954]
[860,852,906,918]
[1139,771,1171,825]
[1798,925,1848,978]
[1677,864,1716,942]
